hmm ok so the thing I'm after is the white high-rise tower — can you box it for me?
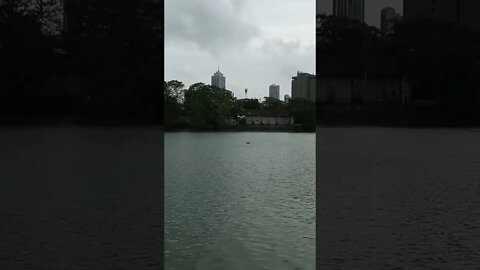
[211,68,226,89]
[269,84,280,100]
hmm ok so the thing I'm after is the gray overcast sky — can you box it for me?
[165,0,315,100]
[317,0,403,27]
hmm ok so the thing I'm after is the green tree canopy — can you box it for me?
[262,97,285,111]
[65,0,163,117]
[185,83,235,129]
[392,18,480,107]
[288,98,315,130]
[236,98,260,110]
[165,80,184,100]
[317,14,383,57]
[0,0,61,99]
[164,80,184,127]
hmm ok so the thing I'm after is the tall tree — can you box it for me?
[393,18,480,108]
[164,80,184,127]
[262,97,285,111]
[185,83,235,129]
[236,98,260,110]
[288,98,315,130]
[65,0,163,118]
[317,14,382,57]
[0,0,61,100]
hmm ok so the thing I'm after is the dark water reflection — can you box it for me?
[0,126,163,269]
[318,127,480,269]
[165,132,315,270]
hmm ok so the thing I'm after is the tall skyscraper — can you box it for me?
[292,72,316,102]
[211,68,226,89]
[333,0,365,22]
[269,84,280,100]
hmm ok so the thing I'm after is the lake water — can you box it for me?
[318,127,480,269]
[3,126,479,268]
[165,132,316,270]
[0,126,163,269]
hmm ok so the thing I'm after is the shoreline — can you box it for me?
[317,106,480,128]
[317,118,480,128]
[0,114,163,127]
[2,114,480,129]
[165,124,315,133]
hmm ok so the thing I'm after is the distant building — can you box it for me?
[284,94,290,102]
[404,0,480,31]
[269,84,280,100]
[242,110,293,126]
[292,72,316,102]
[211,68,226,89]
[381,7,401,35]
[333,0,365,22]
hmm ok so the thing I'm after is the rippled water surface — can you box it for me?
[318,127,480,269]
[0,126,163,269]
[165,132,315,270]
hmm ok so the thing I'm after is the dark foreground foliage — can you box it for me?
[0,0,163,124]
[317,14,480,126]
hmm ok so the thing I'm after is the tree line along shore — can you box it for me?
[317,14,480,127]
[164,80,315,132]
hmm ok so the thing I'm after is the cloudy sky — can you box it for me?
[165,0,315,100]
[317,0,403,27]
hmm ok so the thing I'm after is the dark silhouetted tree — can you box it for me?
[164,80,184,127]
[262,97,285,111]
[317,14,382,57]
[65,0,163,119]
[393,18,480,110]
[288,98,315,130]
[236,98,260,110]
[0,0,61,113]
